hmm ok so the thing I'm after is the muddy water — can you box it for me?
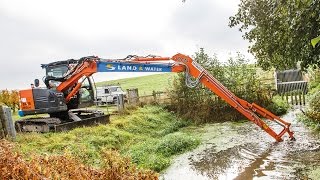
[161,110,320,180]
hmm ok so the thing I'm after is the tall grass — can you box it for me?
[15,106,200,172]
[0,140,158,179]
[298,68,320,131]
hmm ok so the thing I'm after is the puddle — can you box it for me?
[161,110,320,180]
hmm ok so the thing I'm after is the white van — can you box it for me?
[96,86,126,104]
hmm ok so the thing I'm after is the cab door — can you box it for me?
[78,77,95,108]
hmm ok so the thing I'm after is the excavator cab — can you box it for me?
[16,58,108,133]
[43,60,96,108]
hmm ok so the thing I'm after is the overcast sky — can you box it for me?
[0,0,252,90]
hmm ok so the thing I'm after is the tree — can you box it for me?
[0,90,20,112]
[229,0,320,70]
[0,90,10,107]
[9,90,19,112]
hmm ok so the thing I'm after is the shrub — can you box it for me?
[169,48,279,123]
[266,95,290,116]
[306,91,320,122]
[0,140,158,180]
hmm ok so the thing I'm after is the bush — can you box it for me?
[266,95,290,116]
[169,48,279,123]
[306,91,320,122]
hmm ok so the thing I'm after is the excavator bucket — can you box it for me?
[275,69,308,95]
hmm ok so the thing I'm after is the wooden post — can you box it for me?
[294,91,298,105]
[117,94,125,113]
[0,106,16,140]
[0,109,5,139]
[298,91,302,105]
[152,90,157,102]
[126,88,139,105]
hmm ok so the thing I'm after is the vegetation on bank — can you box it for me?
[0,140,158,179]
[168,48,289,123]
[15,106,200,173]
[298,68,320,131]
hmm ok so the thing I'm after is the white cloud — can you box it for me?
[0,0,251,90]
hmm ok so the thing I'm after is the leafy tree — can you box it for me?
[9,90,19,112]
[0,90,20,112]
[229,0,320,70]
[0,90,10,107]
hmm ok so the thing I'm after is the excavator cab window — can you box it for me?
[78,77,95,108]
[45,64,70,88]
[46,65,69,78]
[44,62,95,108]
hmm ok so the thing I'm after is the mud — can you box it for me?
[161,110,320,180]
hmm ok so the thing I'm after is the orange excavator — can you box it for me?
[16,53,295,142]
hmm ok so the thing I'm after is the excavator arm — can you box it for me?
[168,54,294,142]
[102,53,295,142]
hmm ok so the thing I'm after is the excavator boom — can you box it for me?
[130,54,295,142]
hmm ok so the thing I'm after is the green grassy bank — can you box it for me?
[15,106,200,172]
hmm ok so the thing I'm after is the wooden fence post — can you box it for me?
[0,106,16,140]
[0,109,5,139]
[117,94,125,113]
[127,88,139,105]
[152,90,157,102]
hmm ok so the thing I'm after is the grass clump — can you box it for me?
[266,95,290,116]
[15,105,200,172]
[155,132,200,156]
[127,132,200,172]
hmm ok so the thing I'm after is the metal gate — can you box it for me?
[275,69,308,105]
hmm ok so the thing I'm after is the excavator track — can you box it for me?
[15,110,110,133]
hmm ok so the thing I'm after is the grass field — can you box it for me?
[15,106,200,172]
[95,73,177,95]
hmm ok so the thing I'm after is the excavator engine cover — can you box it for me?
[19,88,67,116]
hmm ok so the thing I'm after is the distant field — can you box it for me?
[95,73,177,95]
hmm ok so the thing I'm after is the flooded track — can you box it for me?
[161,110,320,180]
